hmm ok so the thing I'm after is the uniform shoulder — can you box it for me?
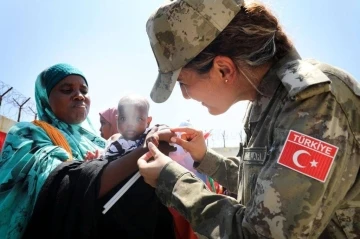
[307,59,360,97]
[277,59,360,101]
[277,59,331,101]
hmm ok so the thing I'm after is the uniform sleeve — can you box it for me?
[156,90,359,238]
[194,148,241,193]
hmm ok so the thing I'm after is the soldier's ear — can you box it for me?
[212,56,237,84]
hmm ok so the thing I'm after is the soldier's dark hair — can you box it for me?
[184,2,293,74]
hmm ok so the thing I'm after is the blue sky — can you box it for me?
[0,0,359,147]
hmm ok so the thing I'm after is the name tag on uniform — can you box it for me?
[242,147,267,165]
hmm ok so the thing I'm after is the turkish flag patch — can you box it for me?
[277,130,338,183]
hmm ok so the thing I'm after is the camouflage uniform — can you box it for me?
[146,1,360,238]
[156,51,360,238]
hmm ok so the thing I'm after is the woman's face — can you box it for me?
[177,56,256,115]
[99,115,113,140]
[177,70,227,115]
[48,75,90,124]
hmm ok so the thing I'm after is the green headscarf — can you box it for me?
[42,63,87,96]
[35,63,105,159]
[0,63,106,239]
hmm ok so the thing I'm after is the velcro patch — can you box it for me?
[277,130,338,182]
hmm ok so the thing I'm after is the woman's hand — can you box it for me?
[138,142,173,187]
[170,127,207,162]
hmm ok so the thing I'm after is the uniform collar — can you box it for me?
[248,49,302,124]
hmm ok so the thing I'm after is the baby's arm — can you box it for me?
[146,128,175,146]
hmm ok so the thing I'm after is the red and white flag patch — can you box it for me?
[277,130,338,183]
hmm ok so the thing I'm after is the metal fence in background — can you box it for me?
[0,80,37,122]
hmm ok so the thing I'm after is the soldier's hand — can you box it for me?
[170,127,207,162]
[138,142,173,187]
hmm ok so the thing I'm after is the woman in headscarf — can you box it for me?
[99,107,119,140]
[0,63,174,239]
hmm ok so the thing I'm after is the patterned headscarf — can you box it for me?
[0,63,106,238]
[99,107,119,137]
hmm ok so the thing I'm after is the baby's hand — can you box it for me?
[145,128,176,147]
[84,149,102,161]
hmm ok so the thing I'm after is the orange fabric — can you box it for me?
[168,208,198,239]
[33,120,73,160]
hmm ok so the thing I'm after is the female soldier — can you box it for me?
[139,0,360,238]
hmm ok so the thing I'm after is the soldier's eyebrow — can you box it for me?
[178,76,188,84]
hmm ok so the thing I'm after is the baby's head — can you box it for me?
[117,94,152,140]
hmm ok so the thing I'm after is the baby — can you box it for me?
[101,94,176,239]
[105,94,172,159]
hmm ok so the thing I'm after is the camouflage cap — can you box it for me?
[147,0,244,103]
